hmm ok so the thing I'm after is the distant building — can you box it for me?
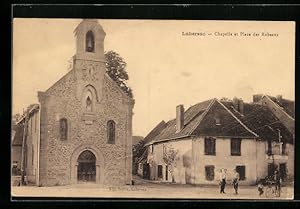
[12,19,134,186]
[142,95,294,185]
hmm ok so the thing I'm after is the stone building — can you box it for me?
[12,19,135,186]
[142,95,294,185]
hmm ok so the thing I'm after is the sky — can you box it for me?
[13,19,295,137]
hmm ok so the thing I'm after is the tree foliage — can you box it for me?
[132,139,146,174]
[105,51,133,98]
[12,113,21,125]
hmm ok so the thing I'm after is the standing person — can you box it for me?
[232,169,240,195]
[219,168,227,194]
[273,170,281,197]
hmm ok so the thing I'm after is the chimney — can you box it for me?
[238,98,244,115]
[176,105,184,133]
[233,97,239,110]
[253,94,263,103]
[276,95,282,104]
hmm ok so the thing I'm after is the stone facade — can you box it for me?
[35,19,134,186]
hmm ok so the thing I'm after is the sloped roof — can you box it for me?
[266,95,295,118]
[145,96,294,146]
[191,100,257,138]
[145,99,218,145]
[16,104,39,124]
[137,148,148,164]
[12,123,24,146]
[143,120,167,144]
[74,19,105,37]
[221,101,294,144]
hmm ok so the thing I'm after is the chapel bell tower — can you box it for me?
[73,19,106,109]
[74,19,106,62]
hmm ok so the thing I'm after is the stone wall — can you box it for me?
[38,67,133,186]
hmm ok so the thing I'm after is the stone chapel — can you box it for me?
[13,19,135,186]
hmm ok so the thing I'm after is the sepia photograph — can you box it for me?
[11,18,295,199]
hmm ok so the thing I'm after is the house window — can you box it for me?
[267,139,272,155]
[236,165,246,180]
[165,165,168,181]
[215,118,221,125]
[157,165,163,178]
[150,145,154,153]
[279,163,287,181]
[32,146,34,165]
[282,142,286,155]
[107,120,116,144]
[59,118,68,140]
[231,138,241,156]
[86,31,95,52]
[205,165,215,181]
[204,137,216,155]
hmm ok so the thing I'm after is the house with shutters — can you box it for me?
[142,95,294,185]
[12,19,134,186]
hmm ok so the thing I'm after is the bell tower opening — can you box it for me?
[86,31,95,52]
[74,19,106,62]
[77,150,96,182]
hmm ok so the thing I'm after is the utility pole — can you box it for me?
[20,114,29,186]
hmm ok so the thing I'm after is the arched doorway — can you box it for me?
[77,150,96,182]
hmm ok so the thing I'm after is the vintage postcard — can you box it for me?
[12,18,295,199]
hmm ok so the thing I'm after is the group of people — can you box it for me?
[219,168,239,195]
[257,170,281,196]
[219,168,281,196]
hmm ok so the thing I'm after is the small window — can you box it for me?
[165,165,168,181]
[157,165,163,178]
[215,118,221,125]
[267,139,272,155]
[236,165,246,180]
[32,145,34,165]
[204,137,216,155]
[86,31,95,52]
[150,145,154,153]
[231,138,241,156]
[282,142,286,155]
[59,118,68,140]
[85,90,93,112]
[205,165,215,181]
[107,120,116,144]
